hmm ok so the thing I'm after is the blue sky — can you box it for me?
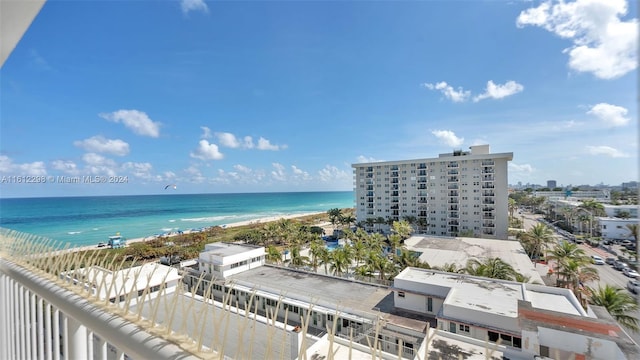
[0,0,637,198]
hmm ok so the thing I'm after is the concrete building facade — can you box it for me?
[352,144,513,239]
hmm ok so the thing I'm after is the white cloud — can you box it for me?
[184,165,205,183]
[473,80,524,102]
[432,130,464,147]
[122,162,153,179]
[585,145,629,158]
[82,153,118,176]
[233,164,252,174]
[517,0,638,79]
[318,165,351,182]
[200,126,212,138]
[243,136,255,149]
[291,165,311,180]
[271,163,286,181]
[257,137,286,151]
[73,135,130,156]
[181,0,209,14]
[190,140,224,160]
[509,163,535,175]
[356,155,383,163]
[215,132,241,148]
[422,82,470,103]
[587,103,630,127]
[52,160,79,175]
[100,110,161,137]
[0,155,47,176]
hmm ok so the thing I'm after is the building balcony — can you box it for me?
[482,191,495,197]
[449,191,459,197]
[482,215,495,220]
[481,160,495,166]
[392,192,399,197]
[482,176,494,181]
[449,205,459,211]
[448,212,459,219]
[448,184,459,190]
[418,171,427,176]
[418,164,427,169]
[418,185,427,190]
[481,184,494,189]
[391,172,399,177]
[482,223,496,228]
[448,177,459,182]
[447,162,459,168]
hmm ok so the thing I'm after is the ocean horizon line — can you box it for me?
[0,189,355,201]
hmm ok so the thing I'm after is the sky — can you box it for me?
[0,0,637,198]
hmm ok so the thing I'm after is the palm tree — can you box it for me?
[341,214,356,229]
[508,198,517,220]
[318,246,332,275]
[288,246,308,268]
[435,262,464,274]
[547,242,589,288]
[402,215,417,233]
[308,239,325,272]
[366,232,386,254]
[329,247,351,277]
[375,216,386,233]
[351,239,367,267]
[327,208,344,231]
[557,259,600,297]
[520,223,554,266]
[266,245,282,264]
[587,285,639,332]
[367,252,394,280]
[464,257,517,280]
[416,218,429,234]
[392,220,413,239]
[364,218,376,232]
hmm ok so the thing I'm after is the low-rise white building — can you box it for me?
[599,217,638,241]
[198,241,265,279]
[393,267,638,359]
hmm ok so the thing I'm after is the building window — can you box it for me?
[398,291,405,298]
[427,297,433,312]
[459,324,469,332]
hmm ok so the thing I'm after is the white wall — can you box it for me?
[600,218,637,240]
[525,327,626,360]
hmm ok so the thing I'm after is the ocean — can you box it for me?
[0,191,354,247]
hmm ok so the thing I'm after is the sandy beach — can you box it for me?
[70,211,327,253]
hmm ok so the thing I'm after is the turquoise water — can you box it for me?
[0,192,354,246]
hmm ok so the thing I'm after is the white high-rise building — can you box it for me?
[352,144,513,239]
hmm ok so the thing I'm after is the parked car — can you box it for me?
[628,279,640,294]
[626,244,637,251]
[614,261,629,271]
[590,255,605,265]
[605,257,616,265]
[621,240,632,247]
[623,268,639,279]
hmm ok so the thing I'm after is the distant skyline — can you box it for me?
[1,0,637,198]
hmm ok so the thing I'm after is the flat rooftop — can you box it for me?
[202,242,260,257]
[404,235,544,284]
[229,265,392,319]
[396,268,586,318]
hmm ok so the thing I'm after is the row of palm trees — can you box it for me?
[517,222,638,332]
